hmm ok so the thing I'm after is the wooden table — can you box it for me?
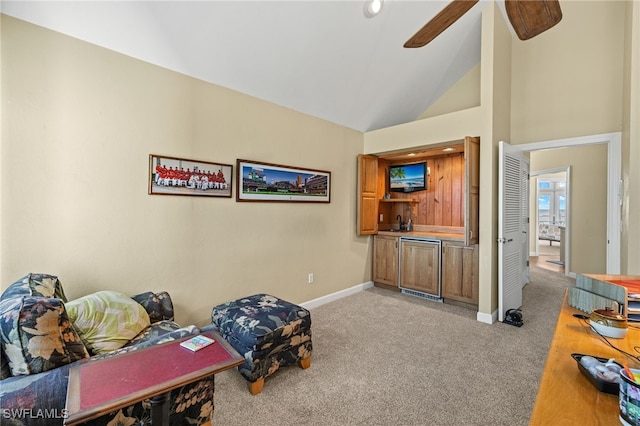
[64,330,243,426]
[530,291,640,425]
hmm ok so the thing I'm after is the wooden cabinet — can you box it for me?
[398,239,441,296]
[361,137,480,308]
[357,155,379,235]
[357,136,479,242]
[373,235,398,287]
[442,242,479,305]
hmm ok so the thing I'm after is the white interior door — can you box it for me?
[499,141,530,322]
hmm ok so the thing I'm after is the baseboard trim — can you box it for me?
[477,310,497,324]
[301,281,374,310]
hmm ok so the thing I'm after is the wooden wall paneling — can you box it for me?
[430,158,445,226]
[379,152,466,228]
[390,203,401,225]
[379,202,391,227]
[451,154,464,227]
[424,163,434,225]
[442,156,453,226]
[416,196,426,226]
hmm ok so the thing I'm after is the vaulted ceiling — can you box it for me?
[1,1,507,132]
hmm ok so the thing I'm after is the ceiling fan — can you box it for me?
[404,0,563,48]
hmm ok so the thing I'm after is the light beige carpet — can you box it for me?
[212,265,574,426]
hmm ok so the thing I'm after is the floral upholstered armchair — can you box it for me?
[538,222,563,245]
[0,273,214,426]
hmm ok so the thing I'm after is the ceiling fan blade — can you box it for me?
[505,0,562,41]
[404,0,479,48]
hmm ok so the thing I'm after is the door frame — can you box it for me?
[530,166,570,271]
[517,132,621,275]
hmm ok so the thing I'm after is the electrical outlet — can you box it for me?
[308,273,314,284]
[379,214,383,222]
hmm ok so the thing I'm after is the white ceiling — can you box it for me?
[1,0,501,132]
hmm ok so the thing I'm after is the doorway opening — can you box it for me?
[497,132,620,326]
[517,132,621,277]
[530,167,569,274]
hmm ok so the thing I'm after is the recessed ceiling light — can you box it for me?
[364,0,383,18]
[443,147,455,152]
[407,153,416,156]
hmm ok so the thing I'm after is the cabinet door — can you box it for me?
[358,155,379,235]
[442,242,479,305]
[464,136,480,245]
[373,236,398,286]
[399,240,440,296]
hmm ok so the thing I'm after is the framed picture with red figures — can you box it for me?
[149,154,232,198]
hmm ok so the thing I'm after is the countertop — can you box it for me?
[376,230,465,241]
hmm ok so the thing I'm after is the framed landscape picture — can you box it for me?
[236,159,331,203]
[149,154,232,197]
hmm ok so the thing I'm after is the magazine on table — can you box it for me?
[180,335,215,351]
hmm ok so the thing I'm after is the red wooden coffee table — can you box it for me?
[64,330,242,425]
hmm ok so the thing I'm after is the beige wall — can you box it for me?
[516,0,640,276]
[622,0,640,275]
[0,15,370,327]
[418,63,481,120]
[511,0,635,274]
[510,1,626,144]
[530,145,609,274]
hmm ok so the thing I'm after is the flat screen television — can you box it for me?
[389,162,427,193]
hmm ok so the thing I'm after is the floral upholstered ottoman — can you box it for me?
[210,294,312,395]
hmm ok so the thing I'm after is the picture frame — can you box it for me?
[236,159,331,203]
[149,154,232,198]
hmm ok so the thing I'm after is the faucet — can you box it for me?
[396,215,403,231]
